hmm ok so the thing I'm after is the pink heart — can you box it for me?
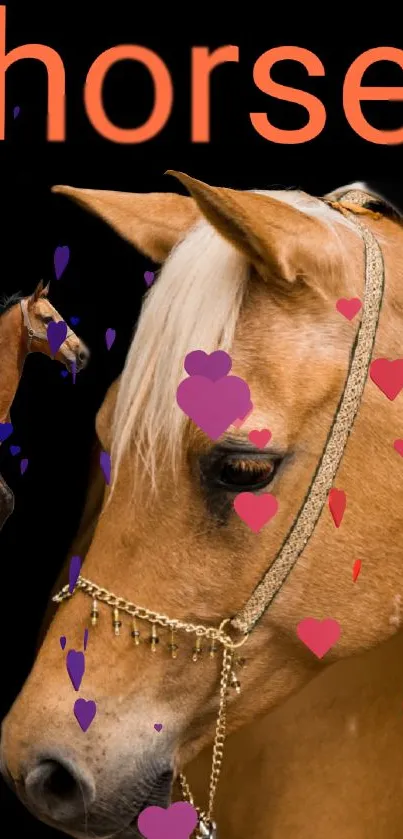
[297,617,341,659]
[328,488,346,528]
[176,375,251,441]
[184,350,232,381]
[394,439,403,457]
[232,403,254,428]
[370,358,403,401]
[335,297,362,320]
[137,801,198,839]
[233,492,278,533]
[248,429,272,448]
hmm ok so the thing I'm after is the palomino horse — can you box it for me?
[1,177,403,839]
[0,280,89,529]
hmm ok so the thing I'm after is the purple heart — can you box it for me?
[54,245,70,280]
[100,451,111,485]
[154,723,163,732]
[20,458,29,475]
[176,375,251,441]
[66,649,85,691]
[47,321,68,355]
[69,555,82,593]
[137,801,198,839]
[60,636,67,650]
[71,361,77,385]
[10,444,21,456]
[105,328,116,350]
[0,422,13,443]
[60,370,69,378]
[184,350,232,382]
[74,698,96,732]
[84,628,89,651]
[144,271,155,287]
[70,316,80,326]
[13,105,20,119]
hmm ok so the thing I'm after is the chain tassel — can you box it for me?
[131,617,141,645]
[90,597,99,626]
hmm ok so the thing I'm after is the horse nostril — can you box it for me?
[78,348,89,366]
[24,756,95,822]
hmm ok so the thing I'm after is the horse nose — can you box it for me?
[77,346,90,367]
[22,753,96,823]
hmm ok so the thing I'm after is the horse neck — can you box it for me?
[0,306,27,423]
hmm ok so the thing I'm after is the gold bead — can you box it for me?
[192,636,203,662]
[112,607,122,636]
[149,624,159,653]
[230,670,241,694]
[90,598,99,626]
[168,629,178,659]
[131,618,141,645]
[209,639,218,659]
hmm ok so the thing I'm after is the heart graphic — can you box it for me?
[248,429,272,448]
[105,328,116,350]
[352,559,362,582]
[9,445,21,456]
[47,321,68,356]
[297,618,341,659]
[100,451,111,484]
[336,297,362,320]
[137,801,198,839]
[184,350,232,381]
[0,422,13,443]
[54,245,70,280]
[176,375,251,441]
[74,698,96,732]
[60,636,67,650]
[393,439,403,457]
[84,628,89,650]
[328,488,346,528]
[233,492,278,533]
[70,316,80,326]
[13,105,20,119]
[370,358,403,401]
[61,370,69,378]
[20,458,29,475]
[154,723,163,732]
[66,650,85,691]
[232,403,254,428]
[68,555,82,593]
[144,271,155,287]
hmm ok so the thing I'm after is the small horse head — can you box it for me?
[24,280,89,371]
[2,178,403,838]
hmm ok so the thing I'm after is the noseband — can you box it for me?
[20,296,74,353]
[53,190,385,839]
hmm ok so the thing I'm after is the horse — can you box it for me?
[0,280,90,530]
[1,177,403,839]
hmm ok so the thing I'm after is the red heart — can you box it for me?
[370,358,403,401]
[328,488,346,528]
[393,439,403,457]
[336,297,362,321]
[248,429,272,448]
[234,492,278,533]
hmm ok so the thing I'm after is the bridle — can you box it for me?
[20,296,74,353]
[53,189,386,838]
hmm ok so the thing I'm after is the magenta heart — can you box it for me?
[47,321,68,355]
[137,801,198,839]
[297,617,341,659]
[74,698,96,732]
[232,403,254,428]
[176,375,251,441]
[66,649,85,691]
[184,350,232,381]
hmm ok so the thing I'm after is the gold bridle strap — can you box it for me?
[231,189,385,635]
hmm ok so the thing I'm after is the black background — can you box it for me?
[1,4,403,835]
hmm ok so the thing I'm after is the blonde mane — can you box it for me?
[110,186,365,489]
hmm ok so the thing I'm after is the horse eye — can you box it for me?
[214,457,279,492]
[42,315,53,324]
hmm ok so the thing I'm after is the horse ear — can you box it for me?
[51,186,200,263]
[31,280,44,302]
[41,282,50,297]
[166,171,332,284]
